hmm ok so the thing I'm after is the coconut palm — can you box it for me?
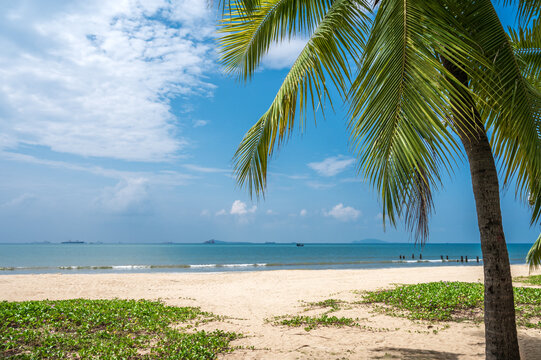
[218,0,541,358]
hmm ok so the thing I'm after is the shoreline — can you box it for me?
[0,260,490,276]
[2,265,540,359]
[0,261,490,275]
[0,265,536,303]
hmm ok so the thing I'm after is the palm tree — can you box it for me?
[218,0,541,358]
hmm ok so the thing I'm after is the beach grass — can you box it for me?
[361,281,541,328]
[514,274,541,286]
[277,282,540,331]
[0,299,239,359]
[276,314,359,331]
[302,298,344,313]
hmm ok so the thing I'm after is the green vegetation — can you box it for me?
[514,274,541,286]
[219,0,541,356]
[361,282,541,328]
[273,298,360,331]
[0,299,240,359]
[303,298,344,313]
[276,314,359,332]
[362,281,484,321]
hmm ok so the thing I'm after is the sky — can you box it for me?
[0,0,538,244]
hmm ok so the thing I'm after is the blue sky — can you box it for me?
[0,0,538,244]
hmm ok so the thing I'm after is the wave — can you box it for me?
[0,263,267,271]
[0,258,484,272]
[190,263,267,268]
[392,259,482,263]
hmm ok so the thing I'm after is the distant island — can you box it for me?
[203,239,252,245]
[203,239,299,245]
[61,240,85,244]
[202,239,389,245]
[203,239,220,244]
[351,239,388,244]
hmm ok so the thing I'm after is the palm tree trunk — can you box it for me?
[442,59,520,359]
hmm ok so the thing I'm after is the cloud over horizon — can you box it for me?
[230,200,256,215]
[95,177,151,215]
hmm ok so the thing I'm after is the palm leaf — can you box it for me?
[221,0,261,14]
[346,0,488,242]
[220,0,335,81]
[464,0,541,226]
[526,231,541,270]
[500,0,541,24]
[509,18,541,83]
[225,0,371,197]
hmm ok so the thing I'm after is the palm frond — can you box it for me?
[230,0,371,197]
[221,0,261,14]
[404,167,434,242]
[499,0,541,24]
[346,0,486,243]
[509,18,541,84]
[220,0,335,81]
[464,0,541,226]
[526,231,541,270]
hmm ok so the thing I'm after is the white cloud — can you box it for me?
[269,172,309,180]
[340,177,362,184]
[375,213,383,220]
[0,0,214,161]
[215,209,227,216]
[0,151,194,186]
[192,119,208,128]
[266,209,275,215]
[307,181,336,190]
[262,38,308,69]
[230,200,256,215]
[2,193,37,208]
[182,164,230,173]
[95,178,150,215]
[300,209,307,216]
[308,156,355,177]
[324,203,361,222]
[200,209,210,216]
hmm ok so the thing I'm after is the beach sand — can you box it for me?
[1,265,540,359]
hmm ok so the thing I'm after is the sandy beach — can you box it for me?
[1,265,540,359]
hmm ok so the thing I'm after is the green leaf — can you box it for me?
[526,232,541,270]
[225,0,371,197]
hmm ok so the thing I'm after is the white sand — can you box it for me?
[1,265,540,359]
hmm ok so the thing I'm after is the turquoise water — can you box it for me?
[0,243,532,274]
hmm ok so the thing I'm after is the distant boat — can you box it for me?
[61,240,85,244]
[296,243,304,247]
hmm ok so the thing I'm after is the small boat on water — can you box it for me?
[296,243,304,247]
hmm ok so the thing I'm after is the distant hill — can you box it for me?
[203,239,253,245]
[203,239,223,244]
[352,238,388,244]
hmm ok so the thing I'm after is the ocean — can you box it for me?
[0,243,532,274]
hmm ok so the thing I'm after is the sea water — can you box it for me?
[0,243,532,274]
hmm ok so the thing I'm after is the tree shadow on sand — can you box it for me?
[371,333,541,360]
[371,347,462,360]
[518,333,541,360]
[469,328,541,360]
